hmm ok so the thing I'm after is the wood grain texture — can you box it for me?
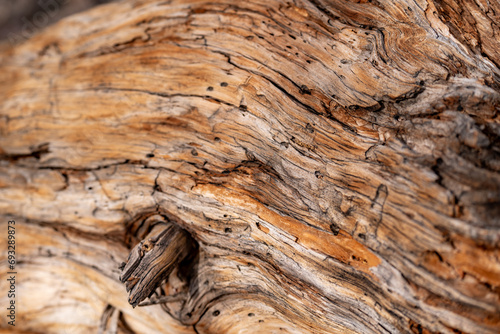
[0,0,499,333]
[120,220,195,307]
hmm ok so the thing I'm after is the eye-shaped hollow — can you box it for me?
[140,239,155,256]
[119,221,196,307]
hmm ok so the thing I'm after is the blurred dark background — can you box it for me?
[0,0,116,43]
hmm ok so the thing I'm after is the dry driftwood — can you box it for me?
[0,0,499,333]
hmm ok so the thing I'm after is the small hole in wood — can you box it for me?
[146,153,155,158]
[300,85,311,95]
[225,227,232,233]
[330,223,340,236]
[220,82,228,87]
[213,310,220,316]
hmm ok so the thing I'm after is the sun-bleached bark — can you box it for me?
[0,0,499,333]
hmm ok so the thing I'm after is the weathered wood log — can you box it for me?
[0,0,499,333]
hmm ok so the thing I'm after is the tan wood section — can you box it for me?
[0,0,499,333]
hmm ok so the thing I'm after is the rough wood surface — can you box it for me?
[120,219,196,308]
[0,0,499,333]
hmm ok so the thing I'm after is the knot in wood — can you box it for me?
[119,221,196,308]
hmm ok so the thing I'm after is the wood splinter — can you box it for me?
[137,292,187,307]
[119,222,195,308]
